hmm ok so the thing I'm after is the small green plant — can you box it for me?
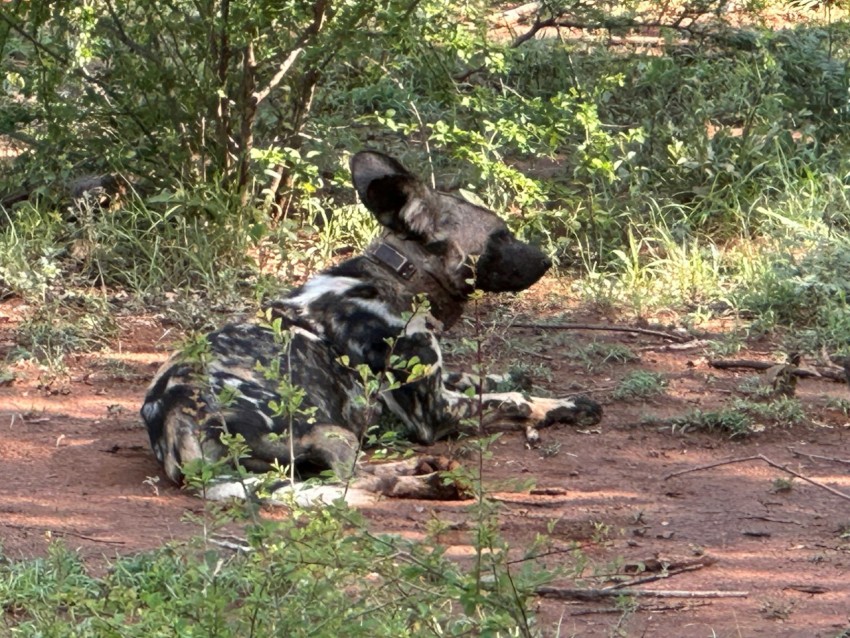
[671,408,754,438]
[771,477,795,493]
[612,371,667,401]
[0,505,562,637]
[672,394,806,438]
[733,397,807,428]
[759,596,794,620]
[737,374,776,399]
[89,357,147,382]
[538,441,562,458]
[570,341,640,372]
[826,397,850,416]
[0,364,15,386]
[590,520,614,545]
[707,330,747,357]
[13,292,117,374]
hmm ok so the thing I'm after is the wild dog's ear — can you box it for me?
[350,151,431,236]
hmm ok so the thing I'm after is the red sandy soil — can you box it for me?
[1,288,849,637]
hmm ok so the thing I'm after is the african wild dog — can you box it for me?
[141,151,602,503]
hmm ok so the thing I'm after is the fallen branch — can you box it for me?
[511,322,689,343]
[663,454,850,503]
[490,494,572,506]
[784,584,829,595]
[639,339,712,353]
[536,586,748,601]
[708,359,846,382]
[570,601,710,616]
[605,561,714,590]
[1,523,125,545]
[53,529,126,545]
[741,515,802,525]
[788,448,850,466]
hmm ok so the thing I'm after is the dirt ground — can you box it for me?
[1,287,849,637]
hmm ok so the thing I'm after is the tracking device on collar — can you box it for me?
[369,242,416,280]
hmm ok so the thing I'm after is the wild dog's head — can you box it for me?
[350,151,551,302]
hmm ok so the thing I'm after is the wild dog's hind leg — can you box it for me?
[293,423,361,481]
[444,390,602,443]
[142,392,228,485]
[242,423,361,483]
[442,369,533,394]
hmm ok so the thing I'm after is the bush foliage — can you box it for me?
[0,501,566,637]
[3,2,850,311]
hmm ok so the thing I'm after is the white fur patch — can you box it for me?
[204,479,255,501]
[290,325,322,341]
[205,479,377,507]
[269,483,377,507]
[140,401,161,427]
[285,275,361,307]
[351,297,405,328]
[400,198,431,235]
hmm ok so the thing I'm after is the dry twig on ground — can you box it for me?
[709,358,846,382]
[536,587,748,601]
[511,322,689,342]
[788,447,850,466]
[663,454,850,502]
[570,601,711,616]
[605,559,716,590]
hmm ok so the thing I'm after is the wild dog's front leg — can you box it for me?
[263,456,465,505]
[444,390,602,443]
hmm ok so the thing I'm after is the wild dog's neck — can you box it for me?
[270,245,466,373]
[367,235,468,329]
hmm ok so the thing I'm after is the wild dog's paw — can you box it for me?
[413,455,460,475]
[357,455,465,500]
[540,395,602,428]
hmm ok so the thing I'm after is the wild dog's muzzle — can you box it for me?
[475,229,552,293]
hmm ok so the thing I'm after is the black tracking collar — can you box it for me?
[368,242,416,280]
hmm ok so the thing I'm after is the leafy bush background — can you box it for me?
[3,2,850,345]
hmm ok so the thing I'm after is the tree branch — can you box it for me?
[103,0,154,60]
[510,16,704,48]
[255,47,303,106]
[236,39,257,205]
[605,560,715,590]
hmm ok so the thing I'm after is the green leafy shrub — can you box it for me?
[612,371,667,401]
[0,502,565,636]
